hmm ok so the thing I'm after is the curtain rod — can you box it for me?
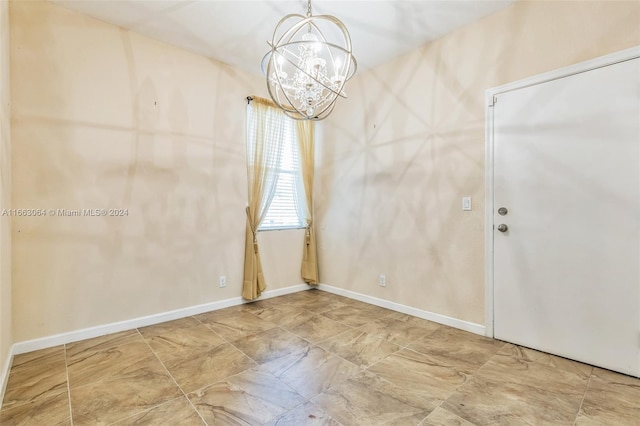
[246,96,278,108]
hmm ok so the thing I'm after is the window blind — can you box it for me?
[247,104,305,231]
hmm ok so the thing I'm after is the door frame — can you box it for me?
[484,46,640,338]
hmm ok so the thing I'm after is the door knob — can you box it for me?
[497,224,508,232]
[498,207,508,216]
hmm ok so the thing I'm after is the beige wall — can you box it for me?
[1,0,13,374]
[317,1,640,325]
[10,1,304,342]
[9,0,638,343]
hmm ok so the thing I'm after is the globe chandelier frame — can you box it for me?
[261,0,357,120]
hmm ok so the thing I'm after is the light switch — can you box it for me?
[462,197,472,211]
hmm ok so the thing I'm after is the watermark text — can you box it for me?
[1,208,129,217]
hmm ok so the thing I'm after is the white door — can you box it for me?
[492,54,640,377]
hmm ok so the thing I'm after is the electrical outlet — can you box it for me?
[219,275,226,288]
[379,274,386,287]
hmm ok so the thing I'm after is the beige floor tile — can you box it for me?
[67,341,159,389]
[408,327,506,374]
[286,295,351,314]
[2,346,67,410]
[336,297,378,310]
[575,368,640,425]
[277,289,319,303]
[163,342,256,393]
[443,377,582,425]
[361,304,396,318]
[441,347,591,425]
[322,293,355,303]
[420,406,476,426]
[65,330,143,360]
[194,310,277,340]
[312,370,430,426]
[260,345,360,398]
[368,349,468,410]
[70,363,182,425]
[480,346,592,390]
[266,401,341,426]
[251,304,317,328]
[239,297,288,313]
[0,389,71,426]
[286,314,352,344]
[499,344,593,377]
[319,328,400,368]
[232,327,311,365]
[111,396,204,425]
[358,314,442,346]
[284,289,330,302]
[321,305,384,327]
[10,346,65,369]
[139,316,226,361]
[189,369,306,425]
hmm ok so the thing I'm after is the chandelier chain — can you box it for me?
[306,0,312,17]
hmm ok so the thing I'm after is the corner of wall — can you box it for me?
[0,0,13,408]
[0,347,13,409]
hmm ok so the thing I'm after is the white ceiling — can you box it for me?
[52,0,516,75]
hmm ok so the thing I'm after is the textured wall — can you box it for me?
[10,1,303,342]
[317,0,640,325]
[0,0,12,377]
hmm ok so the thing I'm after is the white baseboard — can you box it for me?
[0,345,14,409]
[12,284,310,356]
[317,283,485,336]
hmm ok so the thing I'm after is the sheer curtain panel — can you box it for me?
[243,97,287,300]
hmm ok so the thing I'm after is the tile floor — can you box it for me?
[1,289,639,425]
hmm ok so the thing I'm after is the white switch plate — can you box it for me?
[462,197,472,211]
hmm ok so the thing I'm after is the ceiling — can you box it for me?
[52,0,516,75]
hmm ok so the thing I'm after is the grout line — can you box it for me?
[362,343,407,372]
[273,398,311,422]
[189,313,237,346]
[153,316,306,424]
[297,321,356,347]
[192,297,360,419]
[323,351,360,374]
[134,328,209,426]
[63,344,74,426]
[418,352,479,426]
[191,313,272,382]
[573,368,594,426]
[190,314,270,368]
[289,299,416,371]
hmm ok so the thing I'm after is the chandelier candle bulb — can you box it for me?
[262,0,357,120]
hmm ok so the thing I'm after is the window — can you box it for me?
[247,104,306,231]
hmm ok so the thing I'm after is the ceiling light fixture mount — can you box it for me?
[261,0,357,120]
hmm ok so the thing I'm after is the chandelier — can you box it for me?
[261,0,357,120]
